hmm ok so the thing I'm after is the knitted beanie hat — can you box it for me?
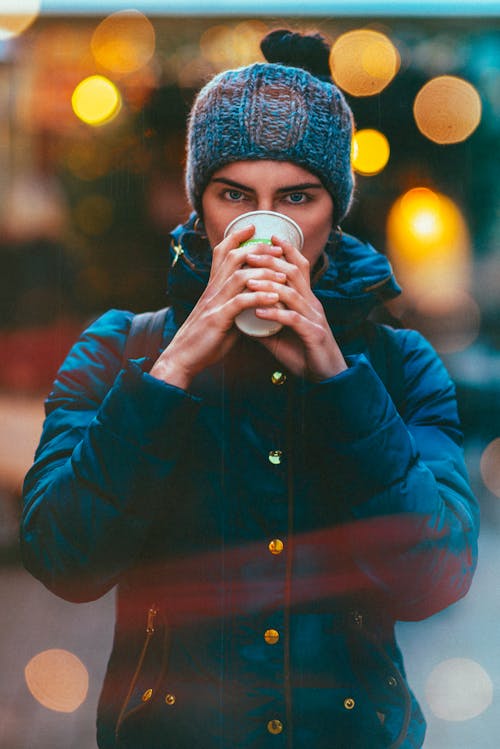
[185,30,355,225]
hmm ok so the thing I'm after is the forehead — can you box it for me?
[210,160,322,187]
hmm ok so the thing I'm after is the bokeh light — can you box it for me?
[329,29,400,96]
[200,21,267,71]
[425,658,493,721]
[25,649,89,713]
[2,174,68,242]
[91,10,156,75]
[0,0,41,40]
[414,75,482,144]
[480,438,500,497]
[72,75,122,127]
[351,129,390,175]
[387,187,470,299]
[387,186,477,352]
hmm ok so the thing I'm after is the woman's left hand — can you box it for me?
[245,235,347,381]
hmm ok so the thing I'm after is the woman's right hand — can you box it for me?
[149,225,286,390]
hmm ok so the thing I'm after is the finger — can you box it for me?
[211,236,283,282]
[244,271,287,288]
[210,224,255,274]
[213,268,287,307]
[245,252,310,296]
[198,263,286,322]
[271,234,311,279]
[241,241,284,255]
[222,290,281,321]
[255,306,320,339]
[246,278,313,317]
[271,234,308,264]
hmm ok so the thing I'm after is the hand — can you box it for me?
[150,225,288,389]
[244,234,347,382]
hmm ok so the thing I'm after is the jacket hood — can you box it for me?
[167,213,401,339]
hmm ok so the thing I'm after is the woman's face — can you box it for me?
[201,160,334,266]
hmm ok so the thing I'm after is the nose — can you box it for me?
[255,198,274,212]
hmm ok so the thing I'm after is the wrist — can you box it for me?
[309,352,348,383]
[149,357,193,391]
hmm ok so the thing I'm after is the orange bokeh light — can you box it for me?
[414,76,481,144]
[91,10,156,75]
[25,649,89,713]
[329,29,400,96]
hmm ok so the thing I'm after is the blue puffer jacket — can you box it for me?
[21,220,479,749]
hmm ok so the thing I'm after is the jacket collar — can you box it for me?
[167,213,401,339]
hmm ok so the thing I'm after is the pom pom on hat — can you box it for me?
[260,29,331,79]
[185,30,354,225]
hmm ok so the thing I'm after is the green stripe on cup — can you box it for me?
[241,238,273,246]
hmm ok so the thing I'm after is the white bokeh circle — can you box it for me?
[425,658,493,721]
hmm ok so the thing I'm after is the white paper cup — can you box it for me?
[223,210,304,337]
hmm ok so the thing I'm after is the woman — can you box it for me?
[21,29,478,749]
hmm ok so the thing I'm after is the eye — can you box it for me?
[224,189,245,201]
[285,192,308,204]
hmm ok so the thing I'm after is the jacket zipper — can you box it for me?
[170,240,196,269]
[114,604,158,740]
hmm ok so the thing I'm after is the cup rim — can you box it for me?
[223,210,304,250]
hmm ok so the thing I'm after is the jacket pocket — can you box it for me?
[346,609,413,749]
[114,603,171,743]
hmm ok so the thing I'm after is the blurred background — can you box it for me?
[0,2,499,747]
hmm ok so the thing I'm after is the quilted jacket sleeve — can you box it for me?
[303,327,479,621]
[21,309,202,602]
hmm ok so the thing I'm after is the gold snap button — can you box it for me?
[264,628,280,645]
[268,538,284,555]
[267,719,283,735]
[268,450,282,465]
[344,697,355,710]
[165,693,176,705]
[271,371,286,386]
[142,688,153,702]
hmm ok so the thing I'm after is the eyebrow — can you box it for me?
[210,177,324,193]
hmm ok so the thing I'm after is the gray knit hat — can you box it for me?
[185,42,355,225]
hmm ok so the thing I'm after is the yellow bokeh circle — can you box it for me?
[414,76,481,144]
[72,76,122,127]
[352,129,390,175]
[387,187,468,258]
[25,649,89,713]
[91,10,156,74]
[0,0,41,40]
[329,29,400,96]
[387,185,477,354]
